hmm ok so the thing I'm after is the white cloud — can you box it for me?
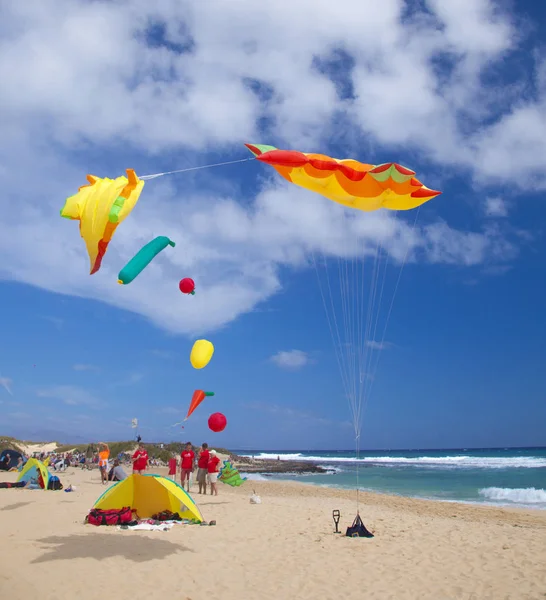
[151,349,174,359]
[38,316,64,330]
[158,406,182,415]
[8,412,30,420]
[108,373,145,388]
[365,341,392,351]
[36,385,102,407]
[121,373,144,386]
[245,401,351,429]
[0,377,13,396]
[270,350,312,370]
[0,0,539,337]
[483,197,508,218]
[72,364,100,371]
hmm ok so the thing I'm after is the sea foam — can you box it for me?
[479,487,546,504]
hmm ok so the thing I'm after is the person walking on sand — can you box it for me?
[196,443,210,495]
[168,453,177,481]
[132,443,148,475]
[207,449,220,496]
[180,442,195,492]
[98,443,110,485]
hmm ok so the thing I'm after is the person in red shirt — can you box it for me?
[168,454,177,481]
[36,468,45,489]
[196,443,210,495]
[132,443,148,475]
[180,442,195,491]
[207,449,220,496]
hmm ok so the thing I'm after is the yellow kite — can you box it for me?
[245,144,441,211]
[60,169,144,274]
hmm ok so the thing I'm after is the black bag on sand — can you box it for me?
[47,475,63,491]
[151,510,181,521]
[346,514,374,538]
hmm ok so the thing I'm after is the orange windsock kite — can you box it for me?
[246,144,441,212]
[185,390,215,421]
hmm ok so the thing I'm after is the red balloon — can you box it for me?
[208,412,227,433]
[179,278,195,294]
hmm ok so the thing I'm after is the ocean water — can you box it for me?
[235,448,546,510]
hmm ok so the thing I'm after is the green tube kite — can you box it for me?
[118,236,175,285]
[218,460,247,487]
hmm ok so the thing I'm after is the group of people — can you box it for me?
[0,453,25,471]
[170,442,221,495]
[82,441,222,495]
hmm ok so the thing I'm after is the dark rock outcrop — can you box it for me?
[231,454,330,474]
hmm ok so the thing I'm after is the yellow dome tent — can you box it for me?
[17,458,50,489]
[92,474,203,521]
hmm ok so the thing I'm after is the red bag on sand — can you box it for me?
[87,507,132,526]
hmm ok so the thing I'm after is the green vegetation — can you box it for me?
[4,436,234,463]
[0,437,24,454]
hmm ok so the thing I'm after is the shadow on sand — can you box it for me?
[32,534,194,563]
[1,501,33,511]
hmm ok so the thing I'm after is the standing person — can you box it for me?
[180,442,195,492]
[207,450,220,496]
[196,443,210,495]
[98,443,110,485]
[132,443,148,475]
[168,453,177,481]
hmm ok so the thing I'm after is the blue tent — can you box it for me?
[0,449,23,471]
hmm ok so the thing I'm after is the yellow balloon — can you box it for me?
[190,339,214,369]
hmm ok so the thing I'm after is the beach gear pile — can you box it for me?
[346,514,374,538]
[86,506,206,531]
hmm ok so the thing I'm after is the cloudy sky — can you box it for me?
[0,0,545,449]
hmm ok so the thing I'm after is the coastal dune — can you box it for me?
[1,466,545,600]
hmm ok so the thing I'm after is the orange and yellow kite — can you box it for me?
[245,144,441,211]
[60,169,144,274]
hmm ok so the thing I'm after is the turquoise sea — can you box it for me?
[236,447,546,510]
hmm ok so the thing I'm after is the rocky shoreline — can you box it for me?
[231,454,330,475]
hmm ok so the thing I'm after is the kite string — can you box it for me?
[139,157,256,181]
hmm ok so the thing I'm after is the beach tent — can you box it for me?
[17,458,50,489]
[92,474,203,521]
[0,449,23,471]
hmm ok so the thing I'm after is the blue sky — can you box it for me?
[0,0,545,450]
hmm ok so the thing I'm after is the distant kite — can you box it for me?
[190,340,215,369]
[118,236,175,285]
[61,169,144,274]
[185,390,215,421]
[219,460,247,487]
[208,412,227,432]
[179,278,196,295]
[246,144,441,212]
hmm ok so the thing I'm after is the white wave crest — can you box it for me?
[240,452,546,469]
[479,487,546,504]
[239,472,268,481]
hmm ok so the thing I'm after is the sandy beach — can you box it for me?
[1,465,545,600]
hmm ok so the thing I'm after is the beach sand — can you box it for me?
[1,466,545,600]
